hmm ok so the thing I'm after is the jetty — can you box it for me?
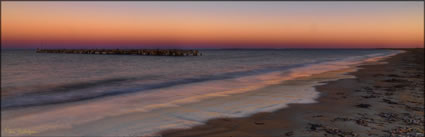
[36,49,202,56]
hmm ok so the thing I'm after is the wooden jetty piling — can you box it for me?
[36,49,202,56]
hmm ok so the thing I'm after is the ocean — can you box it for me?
[1,49,401,136]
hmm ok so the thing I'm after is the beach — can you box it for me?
[2,1,423,137]
[161,49,424,137]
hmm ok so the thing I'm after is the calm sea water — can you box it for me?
[1,49,400,136]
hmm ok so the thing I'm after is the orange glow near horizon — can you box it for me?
[1,2,424,48]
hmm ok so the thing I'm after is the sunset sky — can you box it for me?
[1,2,424,49]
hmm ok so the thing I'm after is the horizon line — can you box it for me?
[2,47,423,50]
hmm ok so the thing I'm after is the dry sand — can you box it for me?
[161,49,424,137]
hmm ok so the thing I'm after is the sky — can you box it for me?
[1,2,424,49]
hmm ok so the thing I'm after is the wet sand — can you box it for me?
[161,49,424,137]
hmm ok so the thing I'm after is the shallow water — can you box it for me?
[1,49,401,136]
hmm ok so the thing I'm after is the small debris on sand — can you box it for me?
[356,104,371,108]
[285,131,294,136]
[254,122,264,125]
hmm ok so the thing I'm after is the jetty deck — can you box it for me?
[36,49,202,56]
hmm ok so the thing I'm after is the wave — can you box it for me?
[1,58,334,109]
[1,50,402,136]
[1,50,399,110]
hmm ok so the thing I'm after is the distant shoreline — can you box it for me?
[2,48,423,50]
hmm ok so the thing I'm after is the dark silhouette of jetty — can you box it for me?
[36,49,202,56]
